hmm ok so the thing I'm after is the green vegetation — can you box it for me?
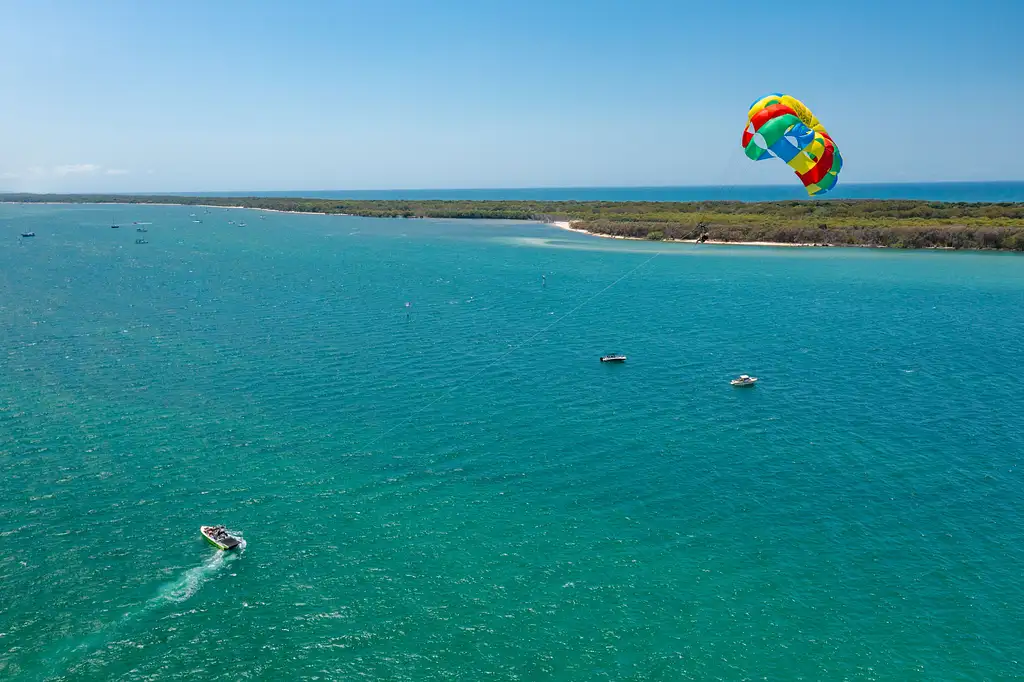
[4,193,1024,250]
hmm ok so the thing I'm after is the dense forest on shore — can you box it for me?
[4,193,1024,250]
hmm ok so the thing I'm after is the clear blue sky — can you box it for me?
[1,0,1021,192]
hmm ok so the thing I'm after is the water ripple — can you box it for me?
[1,205,1023,679]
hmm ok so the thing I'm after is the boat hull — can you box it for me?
[202,534,230,550]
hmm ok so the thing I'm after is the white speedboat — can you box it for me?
[730,374,757,387]
[200,525,240,550]
[600,354,627,363]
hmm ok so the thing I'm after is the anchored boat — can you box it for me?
[730,374,758,387]
[600,354,627,363]
[200,525,240,550]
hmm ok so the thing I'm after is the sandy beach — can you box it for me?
[550,220,823,248]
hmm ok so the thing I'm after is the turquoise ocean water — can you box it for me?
[2,203,1023,680]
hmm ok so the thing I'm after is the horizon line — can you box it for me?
[3,180,1024,196]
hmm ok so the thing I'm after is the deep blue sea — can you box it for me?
[2,203,1024,680]
[177,181,1024,203]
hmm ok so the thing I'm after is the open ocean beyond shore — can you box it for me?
[2,203,1023,680]
[177,181,1024,203]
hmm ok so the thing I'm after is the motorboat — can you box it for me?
[137,226,148,232]
[730,374,758,387]
[20,231,35,237]
[135,238,148,244]
[200,525,240,550]
[600,354,627,363]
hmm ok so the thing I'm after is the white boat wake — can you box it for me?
[151,538,244,604]
[44,537,245,676]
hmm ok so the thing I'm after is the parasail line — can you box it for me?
[355,250,662,453]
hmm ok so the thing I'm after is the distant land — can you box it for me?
[4,193,1024,250]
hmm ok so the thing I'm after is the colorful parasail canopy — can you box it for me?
[742,94,842,196]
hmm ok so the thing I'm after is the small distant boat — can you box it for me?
[189,213,196,217]
[200,525,240,550]
[111,214,119,229]
[238,221,247,227]
[137,226,148,232]
[135,238,148,244]
[730,374,758,387]
[600,354,627,363]
[228,220,234,225]
[192,219,202,224]
[20,231,35,237]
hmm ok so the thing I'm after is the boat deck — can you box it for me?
[202,526,241,549]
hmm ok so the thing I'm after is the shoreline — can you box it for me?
[549,220,826,248]
[8,201,817,246]
[1,200,1010,251]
